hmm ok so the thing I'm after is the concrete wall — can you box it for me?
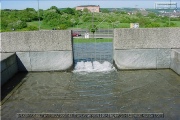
[1,53,18,86]
[16,51,73,71]
[1,30,72,52]
[170,49,180,75]
[113,28,180,74]
[114,49,171,70]
[1,28,179,74]
[1,30,73,71]
[114,28,180,49]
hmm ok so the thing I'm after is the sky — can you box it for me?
[1,0,180,10]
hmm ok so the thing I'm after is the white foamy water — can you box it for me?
[73,61,116,72]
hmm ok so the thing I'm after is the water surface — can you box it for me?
[1,69,180,119]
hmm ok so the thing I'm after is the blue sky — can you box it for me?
[1,0,180,10]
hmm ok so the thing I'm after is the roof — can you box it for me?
[155,2,177,5]
[77,5,100,7]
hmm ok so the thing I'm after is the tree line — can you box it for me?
[1,6,81,31]
[1,6,180,32]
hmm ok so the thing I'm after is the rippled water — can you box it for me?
[1,69,180,119]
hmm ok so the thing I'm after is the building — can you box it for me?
[76,5,100,12]
[130,23,139,28]
[154,2,177,9]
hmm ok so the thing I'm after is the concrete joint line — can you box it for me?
[28,52,33,71]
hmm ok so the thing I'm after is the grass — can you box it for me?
[73,38,113,43]
[72,22,131,29]
[27,20,180,30]
[158,21,180,27]
[73,22,114,29]
[171,21,180,27]
[27,21,52,29]
[119,23,130,28]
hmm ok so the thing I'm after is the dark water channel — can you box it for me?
[1,69,180,119]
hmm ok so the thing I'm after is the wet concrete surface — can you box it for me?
[1,69,180,120]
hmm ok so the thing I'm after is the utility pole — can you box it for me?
[38,0,40,30]
[92,9,95,38]
[92,9,94,28]
[169,0,171,26]
[135,5,138,11]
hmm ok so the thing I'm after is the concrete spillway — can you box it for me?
[1,28,180,86]
[1,29,180,119]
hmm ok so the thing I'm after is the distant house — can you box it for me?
[76,5,100,12]
[160,11,180,17]
[171,11,180,17]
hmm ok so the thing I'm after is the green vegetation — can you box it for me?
[73,38,112,43]
[27,21,52,29]
[172,21,180,26]
[1,6,180,32]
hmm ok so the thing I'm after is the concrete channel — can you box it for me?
[0,28,180,119]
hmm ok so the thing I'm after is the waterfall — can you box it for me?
[73,61,115,72]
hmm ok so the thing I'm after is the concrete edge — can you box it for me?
[1,53,18,86]
[16,51,73,72]
[113,49,179,75]
[170,49,180,75]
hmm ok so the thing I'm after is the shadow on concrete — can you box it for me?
[16,55,28,72]
[1,72,28,101]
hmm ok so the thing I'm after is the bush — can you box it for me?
[138,18,151,27]
[56,24,68,30]
[170,17,180,21]
[1,19,8,30]
[145,22,160,28]
[163,22,177,27]
[16,20,27,29]
[26,26,39,30]
[7,20,27,30]
[147,12,157,19]
[89,25,98,33]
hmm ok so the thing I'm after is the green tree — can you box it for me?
[1,19,9,30]
[163,22,176,27]
[136,12,143,18]
[43,12,61,27]
[120,16,131,23]
[120,11,127,14]
[63,8,75,15]
[48,6,60,14]
[145,22,160,28]
[101,8,110,13]
[112,21,120,28]
[147,12,157,19]
[25,8,36,12]
[74,10,82,17]
[7,20,27,30]
[19,9,38,22]
[83,8,89,13]
[89,25,98,38]
[138,17,151,27]
[38,9,44,20]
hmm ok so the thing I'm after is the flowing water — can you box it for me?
[1,69,180,119]
[74,61,115,72]
[1,42,180,119]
